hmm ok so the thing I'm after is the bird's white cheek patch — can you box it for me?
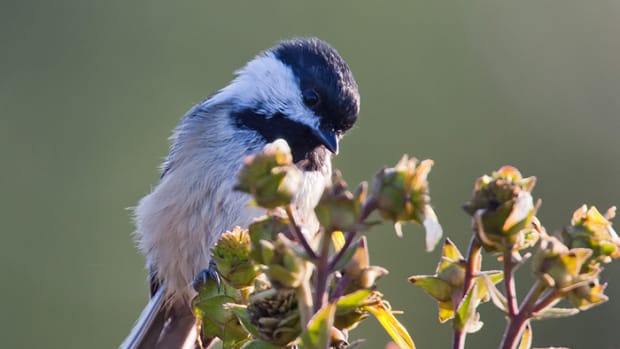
[207,52,321,131]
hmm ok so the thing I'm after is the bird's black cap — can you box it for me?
[273,38,360,134]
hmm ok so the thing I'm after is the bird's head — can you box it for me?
[212,38,360,169]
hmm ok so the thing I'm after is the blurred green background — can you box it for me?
[2,1,620,348]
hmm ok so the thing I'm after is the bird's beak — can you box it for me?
[312,125,339,154]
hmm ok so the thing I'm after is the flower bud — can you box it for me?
[236,139,303,208]
[563,205,620,265]
[371,155,442,251]
[211,226,260,289]
[463,166,538,253]
[248,213,291,264]
[264,235,311,289]
[533,236,599,291]
[315,171,367,233]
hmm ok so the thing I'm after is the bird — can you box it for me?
[120,37,360,349]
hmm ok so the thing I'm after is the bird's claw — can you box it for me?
[192,260,221,293]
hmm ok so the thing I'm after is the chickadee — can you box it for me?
[121,38,360,349]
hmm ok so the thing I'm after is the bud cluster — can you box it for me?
[463,166,539,253]
[193,141,431,348]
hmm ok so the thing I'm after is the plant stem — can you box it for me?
[452,237,482,349]
[499,315,529,349]
[328,231,356,271]
[503,249,519,317]
[285,205,318,260]
[296,282,314,326]
[462,237,482,299]
[313,230,332,312]
[500,279,553,349]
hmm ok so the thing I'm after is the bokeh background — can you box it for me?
[2,1,620,348]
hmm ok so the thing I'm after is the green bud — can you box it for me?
[563,205,620,267]
[371,155,442,251]
[463,166,538,253]
[236,139,303,208]
[211,226,260,289]
[533,236,600,291]
[248,213,291,264]
[565,280,609,310]
[315,171,368,233]
[265,235,310,289]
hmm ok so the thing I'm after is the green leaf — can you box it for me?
[532,307,580,320]
[226,303,262,339]
[454,284,483,333]
[298,303,336,349]
[335,289,372,313]
[332,240,360,271]
[408,276,452,302]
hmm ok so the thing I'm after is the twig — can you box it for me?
[313,232,332,312]
[503,249,519,317]
[452,237,482,349]
[285,204,318,260]
[328,231,357,271]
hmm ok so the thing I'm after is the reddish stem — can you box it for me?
[503,250,519,317]
[452,237,482,349]
[285,205,318,260]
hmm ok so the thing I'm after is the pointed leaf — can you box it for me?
[454,284,484,333]
[516,322,532,349]
[532,307,580,320]
[409,276,452,302]
[366,303,416,349]
[438,301,454,323]
[335,289,372,313]
[226,304,262,339]
[298,303,336,349]
[483,275,508,312]
[332,241,360,271]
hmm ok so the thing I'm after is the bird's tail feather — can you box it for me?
[120,284,197,349]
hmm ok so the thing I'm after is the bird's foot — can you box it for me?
[192,260,221,293]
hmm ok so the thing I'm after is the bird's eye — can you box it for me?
[302,89,320,108]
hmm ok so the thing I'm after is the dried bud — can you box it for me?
[236,139,303,208]
[342,237,388,294]
[211,226,260,289]
[371,155,442,251]
[315,171,368,233]
[247,288,301,346]
[563,205,620,265]
[463,166,538,253]
[264,235,311,289]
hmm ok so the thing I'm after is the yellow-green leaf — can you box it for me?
[298,303,336,349]
[366,303,415,349]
